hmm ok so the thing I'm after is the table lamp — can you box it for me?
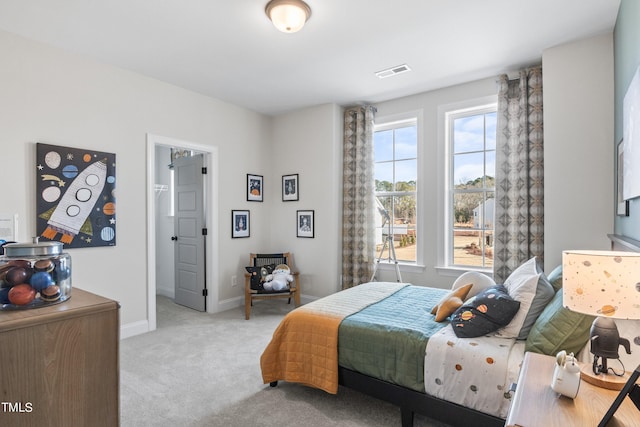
[562,250,640,390]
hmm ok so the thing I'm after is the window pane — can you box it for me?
[453,192,484,227]
[452,230,493,267]
[374,129,393,162]
[453,115,485,153]
[395,126,417,160]
[453,152,485,186]
[375,194,416,263]
[375,162,393,190]
[485,112,497,150]
[485,150,496,180]
[394,159,417,186]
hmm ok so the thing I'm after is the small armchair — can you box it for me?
[244,252,300,320]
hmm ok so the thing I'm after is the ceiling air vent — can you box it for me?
[375,64,411,79]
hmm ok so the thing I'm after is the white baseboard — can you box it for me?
[120,293,320,340]
[214,296,243,313]
[120,320,149,340]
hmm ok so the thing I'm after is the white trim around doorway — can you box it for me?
[145,133,219,334]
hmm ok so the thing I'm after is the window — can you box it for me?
[373,118,418,263]
[446,104,496,270]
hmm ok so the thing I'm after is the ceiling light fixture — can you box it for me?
[265,0,311,34]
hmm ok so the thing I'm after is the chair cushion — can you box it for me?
[245,264,275,291]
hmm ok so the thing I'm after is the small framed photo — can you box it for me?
[282,174,299,201]
[247,174,263,202]
[232,210,250,238]
[296,210,314,238]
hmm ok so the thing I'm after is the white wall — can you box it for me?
[543,33,615,269]
[269,104,343,298]
[0,30,272,335]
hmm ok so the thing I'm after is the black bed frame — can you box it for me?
[270,369,505,427]
[337,367,504,427]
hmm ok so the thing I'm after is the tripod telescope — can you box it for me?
[371,198,402,282]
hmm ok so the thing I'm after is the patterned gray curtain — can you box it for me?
[494,66,544,283]
[342,105,376,289]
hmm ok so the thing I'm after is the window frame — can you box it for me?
[373,111,423,271]
[437,96,497,276]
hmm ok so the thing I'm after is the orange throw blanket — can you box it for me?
[260,282,407,394]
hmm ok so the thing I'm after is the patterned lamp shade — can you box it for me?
[562,250,640,320]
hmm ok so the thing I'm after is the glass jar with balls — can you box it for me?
[0,238,71,310]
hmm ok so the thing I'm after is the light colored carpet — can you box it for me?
[120,296,451,427]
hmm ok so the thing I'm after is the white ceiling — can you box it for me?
[0,0,621,116]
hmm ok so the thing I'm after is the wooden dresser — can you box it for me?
[0,288,120,426]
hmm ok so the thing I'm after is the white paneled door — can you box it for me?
[173,154,206,311]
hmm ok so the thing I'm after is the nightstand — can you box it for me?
[506,352,639,427]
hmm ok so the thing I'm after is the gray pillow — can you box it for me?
[517,262,556,339]
[546,265,563,292]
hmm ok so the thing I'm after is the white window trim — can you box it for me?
[374,109,424,270]
[436,96,497,276]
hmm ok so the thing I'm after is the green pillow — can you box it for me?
[525,289,595,356]
[546,265,563,293]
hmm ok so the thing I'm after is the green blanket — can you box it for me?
[338,285,448,392]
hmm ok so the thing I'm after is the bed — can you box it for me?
[260,239,639,427]
[260,282,519,426]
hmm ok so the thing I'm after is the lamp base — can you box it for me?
[580,364,630,390]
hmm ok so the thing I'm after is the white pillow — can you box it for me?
[496,257,541,338]
[451,271,496,299]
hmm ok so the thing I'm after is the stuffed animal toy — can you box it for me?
[263,264,293,291]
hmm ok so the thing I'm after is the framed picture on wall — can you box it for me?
[296,210,314,238]
[247,174,263,202]
[282,174,299,201]
[35,142,116,248]
[232,210,250,238]
[617,140,630,216]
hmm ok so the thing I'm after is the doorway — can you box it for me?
[146,134,219,332]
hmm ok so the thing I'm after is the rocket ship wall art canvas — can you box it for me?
[36,143,116,248]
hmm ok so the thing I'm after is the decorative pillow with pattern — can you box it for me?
[451,285,521,338]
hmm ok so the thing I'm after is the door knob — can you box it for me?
[171,236,178,241]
